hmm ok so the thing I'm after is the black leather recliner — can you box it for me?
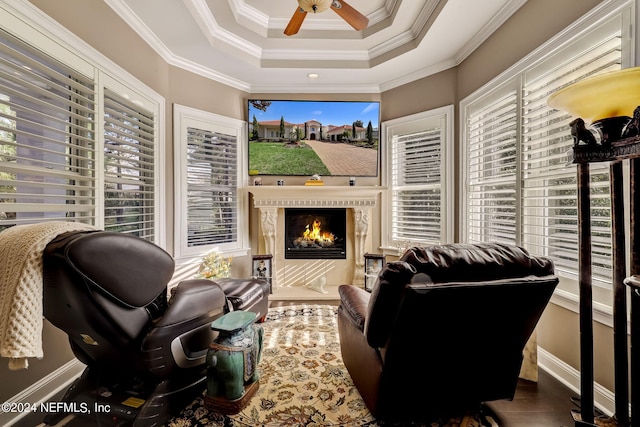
[41,230,228,426]
[337,243,559,422]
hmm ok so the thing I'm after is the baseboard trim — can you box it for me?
[0,359,85,426]
[538,346,617,418]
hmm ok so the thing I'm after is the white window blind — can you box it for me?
[0,29,96,231]
[466,90,518,245]
[463,17,622,288]
[522,33,621,285]
[185,126,238,248]
[391,128,443,243]
[103,88,156,241]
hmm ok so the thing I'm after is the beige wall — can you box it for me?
[381,69,457,122]
[2,0,619,413]
[29,0,170,94]
[457,0,604,100]
[0,321,74,402]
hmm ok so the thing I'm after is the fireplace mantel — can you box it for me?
[248,186,384,291]
[249,186,384,208]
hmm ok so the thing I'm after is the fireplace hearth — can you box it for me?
[284,208,346,259]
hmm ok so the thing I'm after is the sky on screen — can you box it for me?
[249,100,380,127]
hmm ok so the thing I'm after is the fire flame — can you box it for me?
[302,219,335,243]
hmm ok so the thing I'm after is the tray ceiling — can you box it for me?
[105,0,527,93]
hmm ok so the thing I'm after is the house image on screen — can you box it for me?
[326,124,367,141]
[305,120,323,140]
[252,119,367,142]
[252,119,298,140]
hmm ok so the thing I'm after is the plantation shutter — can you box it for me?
[103,89,156,241]
[522,33,621,284]
[186,126,238,247]
[466,90,518,245]
[0,29,96,231]
[391,127,443,244]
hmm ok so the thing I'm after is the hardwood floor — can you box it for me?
[486,369,577,427]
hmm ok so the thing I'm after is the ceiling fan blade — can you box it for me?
[331,0,369,31]
[284,7,307,36]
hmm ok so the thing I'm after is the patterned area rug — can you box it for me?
[167,305,498,427]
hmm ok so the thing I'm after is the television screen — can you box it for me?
[248,99,380,177]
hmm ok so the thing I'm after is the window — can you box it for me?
[382,106,454,250]
[0,29,96,231]
[466,89,519,245]
[521,31,621,286]
[173,104,247,260]
[0,8,164,243]
[462,11,628,290]
[103,89,156,240]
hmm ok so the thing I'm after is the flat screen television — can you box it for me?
[248,99,380,177]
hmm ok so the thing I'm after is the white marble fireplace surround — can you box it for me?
[249,186,383,298]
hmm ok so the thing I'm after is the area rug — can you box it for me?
[167,304,498,427]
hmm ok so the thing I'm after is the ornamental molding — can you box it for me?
[253,199,376,208]
[249,186,383,209]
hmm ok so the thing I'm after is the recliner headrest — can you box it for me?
[399,243,554,284]
[64,231,175,308]
[364,243,556,349]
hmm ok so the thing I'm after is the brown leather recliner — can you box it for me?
[337,243,559,421]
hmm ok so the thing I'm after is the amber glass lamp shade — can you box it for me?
[547,66,640,125]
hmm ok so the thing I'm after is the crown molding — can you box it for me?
[105,0,176,59]
[105,0,252,91]
[228,0,269,36]
[261,48,371,62]
[249,81,382,94]
[103,0,534,94]
[186,0,432,66]
[378,58,457,91]
[368,28,417,58]
[453,0,527,65]
[170,55,252,92]
[184,0,262,58]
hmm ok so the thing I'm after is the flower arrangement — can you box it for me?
[195,250,232,279]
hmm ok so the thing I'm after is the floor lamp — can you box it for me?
[548,66,640,427]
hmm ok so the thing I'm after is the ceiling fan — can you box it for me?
[284,0,369,36]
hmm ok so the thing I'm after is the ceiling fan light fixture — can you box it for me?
[298,0,332,14]
[285,0,368,36]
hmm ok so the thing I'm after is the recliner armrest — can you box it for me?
[159,279,227,326]
[338,285,370,331]
[143,279,227,376]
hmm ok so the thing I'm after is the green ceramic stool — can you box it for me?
[204,310,263,414]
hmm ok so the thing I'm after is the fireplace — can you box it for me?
[284,208,346,259]
[250,186,381,290]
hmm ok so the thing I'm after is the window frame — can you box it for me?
[173,104,248,262]
[381,105,454,253]
[99,77,163,242]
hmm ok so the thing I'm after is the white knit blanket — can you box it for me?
[0,221,96,370]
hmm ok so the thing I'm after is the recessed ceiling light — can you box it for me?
[307,73,319,79]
